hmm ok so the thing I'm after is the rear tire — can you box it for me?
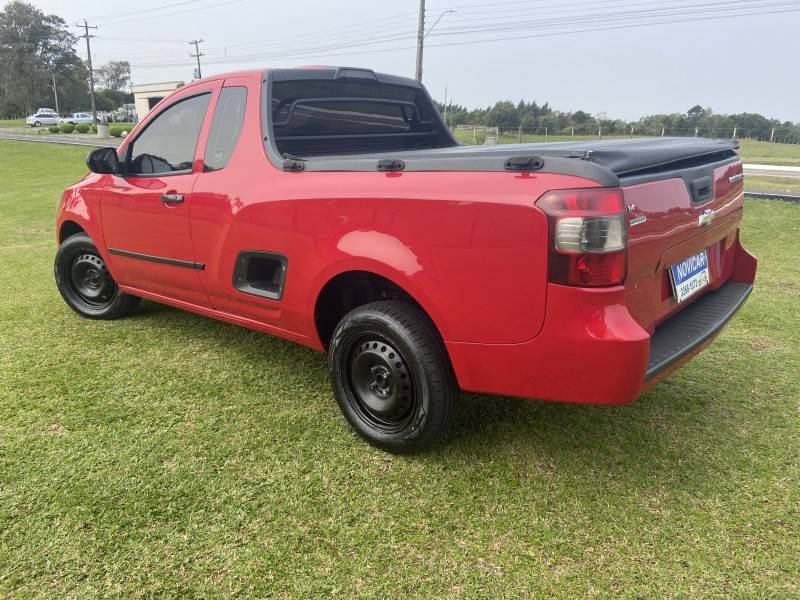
[329,300,457,453]
[55,233,140,319]
[34,121,41,127]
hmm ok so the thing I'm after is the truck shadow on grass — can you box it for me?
[132,299,764,496]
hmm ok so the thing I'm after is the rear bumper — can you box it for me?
[645,281,752,379]
[446,241,756,405]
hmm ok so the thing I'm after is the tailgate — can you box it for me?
[622,158,744,334]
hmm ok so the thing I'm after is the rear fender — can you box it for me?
[308,243,451,345]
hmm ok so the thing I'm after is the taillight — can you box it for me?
[535,187,627,287]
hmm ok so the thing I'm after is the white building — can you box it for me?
[132,81,184,119]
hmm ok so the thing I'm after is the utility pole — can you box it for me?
[415,0,425,81]
[51,73,59,116]
[443,83,447,125]
[77,20,98,126]
[189,39,204,79]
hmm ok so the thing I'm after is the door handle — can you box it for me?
[160,194,184,204]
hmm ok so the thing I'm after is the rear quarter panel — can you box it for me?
[190,134,602,346]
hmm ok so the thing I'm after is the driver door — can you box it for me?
[101,84,218,305]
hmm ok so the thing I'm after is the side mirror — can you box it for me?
[86,147,120,175]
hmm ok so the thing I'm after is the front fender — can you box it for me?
[56,175,109,257]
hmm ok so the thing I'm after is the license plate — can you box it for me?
[669,249,710,303]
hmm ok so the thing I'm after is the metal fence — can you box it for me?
[453,125,800,146]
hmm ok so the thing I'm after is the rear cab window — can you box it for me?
[267,70,454,158]
[204,87,247,171]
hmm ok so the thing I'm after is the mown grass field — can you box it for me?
[0,119,24,128]
[0,139,798,598]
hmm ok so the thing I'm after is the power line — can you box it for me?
[430,0,797,35]
[96,0,247,27]
[129,0,789,66]
[90,0,752,62]
[124,4,800,69]
[89,0,210,23]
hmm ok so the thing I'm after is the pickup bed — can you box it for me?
[54,66,757,452]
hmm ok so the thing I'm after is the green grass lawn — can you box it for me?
[0,119,25,128]
[0,139,798,598]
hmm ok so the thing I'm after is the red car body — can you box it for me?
[56,68,756,407]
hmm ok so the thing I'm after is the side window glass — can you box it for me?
[204,87,247,171]
[127,93,210,175]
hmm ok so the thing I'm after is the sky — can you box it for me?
[21,0,800,122]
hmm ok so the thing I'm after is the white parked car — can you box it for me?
[26,112,59,127]
[59,112,96,125]
[37,107,57,115]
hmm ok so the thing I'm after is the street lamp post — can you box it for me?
[415,5,456,82]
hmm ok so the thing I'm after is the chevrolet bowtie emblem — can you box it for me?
[698,208,715,227]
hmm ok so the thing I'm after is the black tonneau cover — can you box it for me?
[301,137,737,176]
[294,138,738,187]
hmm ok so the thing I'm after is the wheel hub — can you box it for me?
[348,338,415,427]
[369,365,393,397]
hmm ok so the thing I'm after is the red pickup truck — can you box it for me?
[55,67,757,452]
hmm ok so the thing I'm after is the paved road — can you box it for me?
[0,130,121,147]
[743,163,800,179]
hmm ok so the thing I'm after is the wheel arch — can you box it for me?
[58,220,86,244]
[313,268,447,350]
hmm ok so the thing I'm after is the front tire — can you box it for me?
[329,301,457,453]
[55,233,140,319]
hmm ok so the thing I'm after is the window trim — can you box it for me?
[122,91,212,179]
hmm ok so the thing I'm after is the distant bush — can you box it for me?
[91,124,97,133]
[75,124,90,133]
[59,124,74,134]
[48,126,60,133]
[109,126,131,138]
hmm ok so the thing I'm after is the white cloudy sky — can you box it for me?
[23,0,800,121]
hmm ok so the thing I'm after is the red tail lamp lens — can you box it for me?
[536,188,627,287]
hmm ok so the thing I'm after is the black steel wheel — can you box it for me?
[329,301,457,453]
[55,232,140,319]
[68,252,116,310]
[347,335,418,433]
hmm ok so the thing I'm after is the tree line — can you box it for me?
[435,100,800,142]
[0,1,132,118]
